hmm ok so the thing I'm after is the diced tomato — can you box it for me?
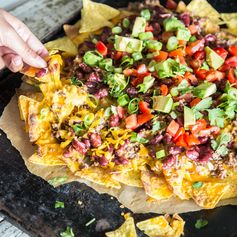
[145,25,154,32]
[125,114,138,130]
[225,56,237,68]
[178,56,187,65]
[184,71,198,85]
[190,98,201,107]
[219,63,230,72]
[160,84,169,96]
[199,126,220,137]
[194,68,208,80]
[113,51,123,60]
[194,50,205,60]
[167,120,180,137]
[190,119,207,135]
[123,68,136,77]
[169,48,185,58]
[154,51,169,62]
[139,101,150,114]
[137,64,147,74]
[130,77,144,87]
[206,70,225,82]
[184,133,200,146]
[214,47,228,60]
[229,46,237,56]
[166,0,177,10]
[173,127,185,141]
[178,40,187,46]
[175,135,188,148]
[96,41,108,56]
[228,68,236,84]
[189,59,203,69]
[117,106,125,119]
[137,113,153,126]
[186,40,205,56]
[188,24,198,34]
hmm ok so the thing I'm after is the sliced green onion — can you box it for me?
[118,94,130,106]
[88,94,99,108]
[123,18,130,28]
[132,52,143,61]
[139,32,154,40]
[195,219,208,229]
[112,26,122,34]
[114,67,123,73]
[148,60,157,72]
[128,98,140,114]
[170,87,179,96]
[104,107,112,117]
[60,227,74,237]
[99,58,113,71]
[83,51,103,66]
[156,150,166,159]
[166,36,178,51]
[189,35,197,42]
[120,56,134,67]
[72,123,84,134]
[130,132,148,143]
[84,113,95,127]
[141,9,151,21]
[146,40,163,50]
[192,181,203,189]
[170,111,177,119]
[146,52,160,59]
[55,201,65,209]
[92,38,98,44]
[48,176,68,187]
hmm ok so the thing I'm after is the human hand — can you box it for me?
[0,9,48,72]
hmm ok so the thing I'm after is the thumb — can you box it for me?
[2,54,23,72]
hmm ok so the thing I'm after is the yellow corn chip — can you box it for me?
[169,214,185,237]
[220,13,237,35]
[141,169,173,200]
[76,167,121,189]
[29,153,66,166]
[106,216,137,237]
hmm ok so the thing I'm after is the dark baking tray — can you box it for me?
[1,0,237,236]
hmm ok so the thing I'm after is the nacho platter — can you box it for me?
[1,0,237,236]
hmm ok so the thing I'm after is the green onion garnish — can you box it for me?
[141,9,151,21]
[139,32,154,40]
[132,52,143,61]
[128,98,140,114]
[166,36,178,51]
[118,94,130,106]
[112,26,122,34]
[146,40,163,50]
[123,18,130,28]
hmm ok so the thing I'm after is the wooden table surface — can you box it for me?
[0,0,82,236]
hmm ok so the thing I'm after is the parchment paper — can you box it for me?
[1,92,237,214]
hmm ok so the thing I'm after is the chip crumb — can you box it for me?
[78,200,83,205]
[120,204,125,209]
[110,197,114,200]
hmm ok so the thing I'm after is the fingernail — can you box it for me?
[13,56,22,67]
[36,56,47,68]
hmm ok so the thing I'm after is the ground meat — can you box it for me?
[72,139,87,155]
[162,155,177,169]
[89,133,102,148]
[175,93,194,103]
[149,134,164,145]
[84,81,99,94]
[126,87,138,97]
[63,145,74,158]
[225,151,237,168]
[168,146,184,156]
[160,78,174,86]
[94,88,109,99]
[87,72,102,82]
[198,136,209,144]
[109,114,120,127]
[198,146,213,163]
[78,62,92,73]
[163,133,173,144]
[115,140,140,160]
[75,70,84,80]
[211,160,227,179]
[186,146,200,160]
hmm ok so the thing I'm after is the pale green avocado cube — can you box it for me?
[176,28,191,41]
[184,106,196,128]
[205,46,224,70]
[153,95,173,113]
[114,35,143,53]
[193,82,217,98]
[132,17,146,37]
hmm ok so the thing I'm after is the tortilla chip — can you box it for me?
[29,153,66,166]
[176,1,187,13]
[170,214,185,237]
[189,182,229,209]
[187,0,220,23]
[137,216,173,237]
[76,167,121,189]
[141,170,173,200]
[220,13,237,35]
[112,170,143,187]
[106,216,137,237]
[45,37,78,56]
[18,95,36,121]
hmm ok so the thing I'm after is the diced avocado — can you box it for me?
[193,82,217,98]
[153,95,173,113]
[176,28,191,41]
[184,106,196,128]
[132,17,146,37]
[205,46,224,70]
[163,17,185,32]
[155,58,173,78]
[114,35,143,53]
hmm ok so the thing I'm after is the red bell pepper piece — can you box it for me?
[154,51,169,62]
[131,77,144,87]
[96,41,108,56]
[214,47,228,60]
[186,40,205,56]
[194,68,208,80]
[169,48,185,58]
[145,25,154,32]
[194,50,205,60]
[229,46,237,56]
[137,64,147,74]
[160,84,169,96]
[225,56,237,68]
[190,98,201,107]
[206,70,225,82]
[123,68,136,77]
[190,119,207,135]
[173,127,185,141]
[228,68,236,84]
[139,101,150,114]
[167,120,180,137]
[125,114,138,130]
[175,135,188,148]
[184,133,200,146]
[137,113,153,126]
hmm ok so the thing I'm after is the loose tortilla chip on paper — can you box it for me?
[187,0,221,23]
[170,214,185,237]
[189,182,229,209]
[29,153,66,166]
[76,167,121,189]
[44,37,78,56]
[141,170,173,200]
[112,170,143,188]
[106,216,137,237]
[220,13,237,35]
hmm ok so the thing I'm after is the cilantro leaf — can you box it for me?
[130,132,148,144]
[194,97,213,111]
[195,219,208,229]
[137,75,155,93]
[192,181,203,189]
[207,108,225,128]
[55,201,65,209]
[48,176,68,187]
[211,132,231,157]
[152,120,161,133]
